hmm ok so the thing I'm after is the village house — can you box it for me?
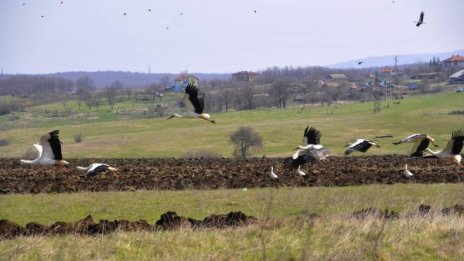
[231,71,258,82]
[442,55,464,68]
[448,69,464,84]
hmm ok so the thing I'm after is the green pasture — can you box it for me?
[1,184,464,260]
[0,91,462,158]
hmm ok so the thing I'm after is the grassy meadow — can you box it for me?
[0,91,463,158]
[1,184,464,260]
[1,91,464,260]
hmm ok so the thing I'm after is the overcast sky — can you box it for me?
[0,0,462,74]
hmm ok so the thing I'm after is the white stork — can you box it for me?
[422,129,464,165]
[285,126,330,170]
[269,166,278,179]
[20,130,69,166]
[416,11,425,27]
[393,133,438,157]
[296,166,306,176]
[344,139,380,155]
[76,163,118,177]
[404,164,413,177]
[167,83,216,123]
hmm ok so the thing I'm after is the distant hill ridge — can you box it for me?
[0,71,231,89]
[329,49,464,69]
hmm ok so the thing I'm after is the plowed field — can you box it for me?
[1,156,463,194]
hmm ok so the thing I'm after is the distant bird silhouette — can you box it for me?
[41,15,45,18]
[416,11,424,27]
[344,139,380,155]
[22,3,26,6]
[357,61,363,65]
[374,135,393,139]
[404,164,413,177]
[254,10,257,14]
[269,166,278,179]
[60,1,63,4]
[123,12,127,16]
[148,9,152,12]
[166,27,169,30]
[180,12,183,15]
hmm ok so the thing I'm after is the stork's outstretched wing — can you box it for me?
[303,126,321,145]
[184,83,204,114]
[410,138,430,156]
[39,130,63,160]
[443,129,464,155]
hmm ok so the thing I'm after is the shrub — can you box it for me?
[0,139,9,146]
[230,126,263,158]
[74,133,84,143]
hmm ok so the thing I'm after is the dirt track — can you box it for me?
[0,156,463,194]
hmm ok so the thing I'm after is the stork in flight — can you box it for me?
[76,163,118,177]
[284,126,330,171]
[393,133,438,157]
[167,83,216,123]
[344,139,380,156]
[416,11,425,27]
[422,129,464,165]
[20,130,69,166]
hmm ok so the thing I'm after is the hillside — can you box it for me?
[0,91,462,158]
[329,49,464,69]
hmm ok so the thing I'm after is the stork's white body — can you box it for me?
[293,144,328,160]
[404,164,413,177]
[20,130,68,166]
[296,166,306,176]
[269,166,278,179]
[76,163,118,176]
[423,148,462,164]
[422,130,464,165]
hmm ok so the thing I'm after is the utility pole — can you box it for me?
[394,56,399,85]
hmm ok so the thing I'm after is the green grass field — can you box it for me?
[1,184,464,260]
[0,91,463,158]
[1,91,464,260]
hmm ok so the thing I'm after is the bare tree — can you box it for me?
[76,77,95,110]
[104,81,123,110]
[270,79,290,108]
[230,126,263,158]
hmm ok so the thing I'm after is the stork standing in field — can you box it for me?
[76,163,118,177]
[20,130,69,166]
[404,164,414,177]
[269,166,278,179]
[284,126,330,171]
[167,83,216,123]
[344,139,380,155]
[393,133,438,157]
[422,129,464,165]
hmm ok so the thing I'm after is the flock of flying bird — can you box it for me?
[270,127,464,180]
[19,82,464,180]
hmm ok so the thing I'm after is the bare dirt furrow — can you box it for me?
[0,156,463,194]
